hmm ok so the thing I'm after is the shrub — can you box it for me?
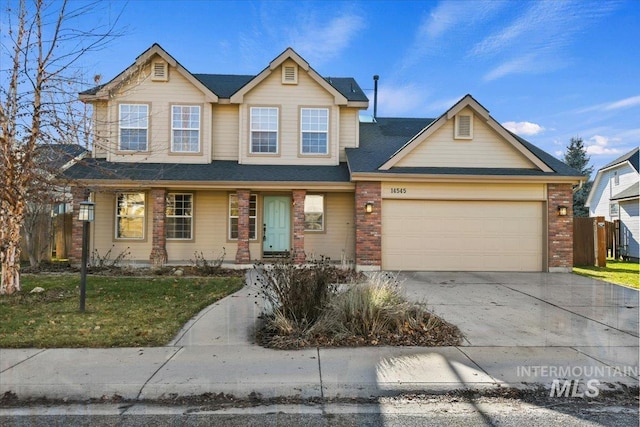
[190,248,226,275]
[251,256,339,332]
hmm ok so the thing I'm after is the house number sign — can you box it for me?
[390,187,407,194]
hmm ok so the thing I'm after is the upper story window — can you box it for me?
[166,193,193,240]
[116,192,145,239]
[119,104,148,151]
[304,194,324,231]
[250,107,278,154]
[229,193,257,240]
[301,108,328,155]
[614,171,619,186]
[171,105,200,153]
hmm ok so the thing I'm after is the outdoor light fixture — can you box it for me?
[78,201,95,222]
[78,201,95,312]
[557,205,568,216]
[365,202,374,213]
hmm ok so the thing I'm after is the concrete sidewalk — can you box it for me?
[1,272,638,402]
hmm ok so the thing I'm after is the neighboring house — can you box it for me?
[586,147,639,261]
[64,44,583,272]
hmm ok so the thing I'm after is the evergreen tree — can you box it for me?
[563,137,593,217]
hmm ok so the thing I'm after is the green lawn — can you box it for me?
[573,260,639,290]
[0,274,243,348]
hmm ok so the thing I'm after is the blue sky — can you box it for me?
[63,0,640,171]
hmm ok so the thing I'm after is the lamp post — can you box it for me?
[78,201,95,313]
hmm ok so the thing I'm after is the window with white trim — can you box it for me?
[301,108,328,154]
[250,107,278,153]
[166,193,193,239]
[119,104,148,151]
[229,194,257,240]
[304,194,324,231]
[614,171,619,186]
[454,113,473,139]
[172,105,200,153]
[116,192,145,239]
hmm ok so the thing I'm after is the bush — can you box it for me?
[251,256,339,331]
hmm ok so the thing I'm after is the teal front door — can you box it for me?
[263,196,291,255]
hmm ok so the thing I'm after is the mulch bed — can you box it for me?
[255,311,464,350]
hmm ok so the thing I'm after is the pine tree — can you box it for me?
[563,137,593,217]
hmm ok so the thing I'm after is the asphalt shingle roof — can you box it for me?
[601,147,639,173]
[611,181,639,200]
[63,159,351,183]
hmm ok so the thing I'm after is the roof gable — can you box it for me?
[229,47,352,106]
[80,43,218,102]
[586,147,640,207]
[379,95,553,172]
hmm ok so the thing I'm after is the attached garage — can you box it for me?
[381,183,546,272]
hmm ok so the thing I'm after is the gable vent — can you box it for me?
[455,114,473,139]
[152,61,168,81]
[282,65,298,84]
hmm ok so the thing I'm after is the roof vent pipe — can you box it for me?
[373,75,379,119]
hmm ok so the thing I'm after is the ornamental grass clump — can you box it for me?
[311,272,428,339]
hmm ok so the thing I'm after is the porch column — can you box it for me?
[69,187,89,265]
[355,181,382,270]
[547,183,573,272]
[149,188,168,267]
[292,190,306,263]
[235,190,251,264]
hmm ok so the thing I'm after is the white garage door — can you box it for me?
[382,200,543,271]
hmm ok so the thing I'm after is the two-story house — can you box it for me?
[586,148,639,260]
[65,44,583,272]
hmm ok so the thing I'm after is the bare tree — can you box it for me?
[0,0,121,294]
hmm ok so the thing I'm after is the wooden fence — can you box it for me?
[573,216,616,267]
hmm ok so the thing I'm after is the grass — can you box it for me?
[573,259,639,289]
[0,274,243,348]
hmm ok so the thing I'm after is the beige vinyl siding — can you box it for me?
[338,107,359,161]
[382,182,546,201]
[211,104,239,160]
[104,58,212,164]
[92,191,152,262]
[92,101,109,159]
[166,191,226,261]
[395,108,535,169]
[304,192,355,262]
[239,62,340,165]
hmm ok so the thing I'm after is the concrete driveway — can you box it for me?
[399,271,639,387]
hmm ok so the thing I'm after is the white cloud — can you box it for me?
[374,84,426,117]
[287,13,365,66]
[472,1,617,80]
[502,121,545,136]
[585,135,623,156]
[577,95,640,114]
[603,95,640,111]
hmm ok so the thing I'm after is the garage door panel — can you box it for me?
[382,200,543,271]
